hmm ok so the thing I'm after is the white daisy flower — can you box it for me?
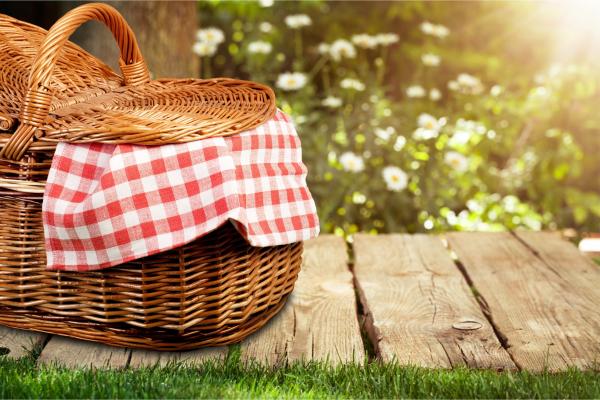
[457,73,480,87]
[340,78,366,91]
[448,129,472,147]
[382,166,408,191]
[259,22,273,33]
[322,96,342,108]
[196,27,225,46]
[258,0,274,7]
[448,73,484,95]
[432,24,450,38]
[375,126,395,142]
[406,85,426,98]
[192,42,217,57]
[447,80,460,91]
[502,195,519,213]
[284,14,312,29]
[418,113,445,130]
[444,151,469,172]
[455,118,487,135]
[329,39,356,61]
[374,33,399,46]
[339,152,365,173]
[420,21,449,38]
[393,136,407,151]
[413,113,445,140]
[248,40,272,54]
[317,43,330,54]
[351,34,379,49]
[429,88,442,101]
[421,53,441,67]
[413,129,436,140]
[490,84,503,97]
[276,72,307,91]
[420,21,436,35]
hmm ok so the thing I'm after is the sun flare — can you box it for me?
[545,0,600,62]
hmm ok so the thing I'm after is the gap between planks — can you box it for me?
[240,235,365,366]
[447,231,600,372]
[353,233,515,370]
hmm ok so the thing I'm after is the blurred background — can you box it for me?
[2,1,599,247]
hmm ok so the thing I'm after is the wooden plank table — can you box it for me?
[1,233,598,371]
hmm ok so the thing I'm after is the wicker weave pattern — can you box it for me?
[0,194,302,349]
[0,4,302,350]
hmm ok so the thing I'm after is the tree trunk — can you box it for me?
[62,1,199,78]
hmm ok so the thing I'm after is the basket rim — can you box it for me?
[33,77,277,145]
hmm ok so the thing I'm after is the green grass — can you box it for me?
[1,348,599,399]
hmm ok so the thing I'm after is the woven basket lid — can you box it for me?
[0,3,276,161]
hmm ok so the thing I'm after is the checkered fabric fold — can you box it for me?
[43,110,319,271]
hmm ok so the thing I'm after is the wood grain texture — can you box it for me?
[66,1,199,77]
[241,235,365,366]
[240,302,294,366]
[129,347,228,368]
[37,336,129,368]
[0,326,46,359]
[353,234,515,370]
[514,231,600,305]
[448,232,600,372]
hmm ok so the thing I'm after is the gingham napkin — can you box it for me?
[42,110,319,271]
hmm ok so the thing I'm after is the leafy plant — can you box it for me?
[196,1,600,236]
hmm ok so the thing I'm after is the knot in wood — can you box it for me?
[452,319,483,331]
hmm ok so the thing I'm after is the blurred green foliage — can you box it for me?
[196,1,600,235]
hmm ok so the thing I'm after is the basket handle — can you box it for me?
[0,2,151,161]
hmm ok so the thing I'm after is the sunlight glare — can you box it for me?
[548,0,600,63]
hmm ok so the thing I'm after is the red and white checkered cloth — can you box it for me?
[42,110,319,271]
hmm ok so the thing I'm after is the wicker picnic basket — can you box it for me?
[0,3,303,350]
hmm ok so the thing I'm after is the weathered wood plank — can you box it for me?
[448,232,600,372]
[241,235,365,366]
[240,302,293,367]
[37,336,130,368]
[353,234,515,370]
[129,347,228,368]
[0,326,47,359]
[514,231,600,304]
